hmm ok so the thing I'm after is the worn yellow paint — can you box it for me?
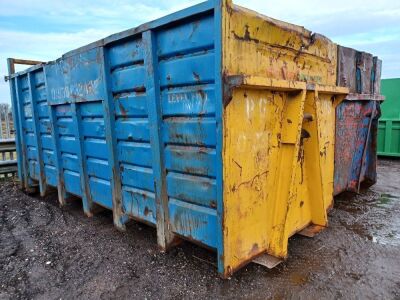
[235,76,307,92]
[222,1,338,86]
[221,0,348,277]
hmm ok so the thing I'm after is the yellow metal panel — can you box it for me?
[222,86,344,276]
[235,76,307,92]
[222,88,287,274]
[221,0,348,277]
[222,1,338,86]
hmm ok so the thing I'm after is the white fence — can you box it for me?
[0,103,14,140]
[0,104,17,177]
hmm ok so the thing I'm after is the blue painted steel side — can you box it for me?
[46,90,67,205]
[70,102,92,215]
[334,100,381,195]
[101,46,126,228]
[14,75,34,190]
[8,1,222,265]
[28,72,46,196]
[143,29,173,248]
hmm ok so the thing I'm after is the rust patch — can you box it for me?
[319,142,329,158]
[71,94,87,102]
[231,171,268,193]
[222,74,245,108]
[249,243,259,257]
[298,141,305,184]
[118,101,127,118]
[232,159,242,177]
[144,206,151,216]
[189,21,200,39]
[297,224,325,238]
[231,25,260,44]
[193,72,200,82]
[197,88,206,100]
[183,166,203,175]
[133,86,146,94]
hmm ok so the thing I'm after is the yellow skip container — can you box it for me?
[220,1,348,276]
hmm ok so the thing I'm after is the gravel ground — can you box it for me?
[0,159,399,299]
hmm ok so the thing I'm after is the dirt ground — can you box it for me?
[0,159,399,299]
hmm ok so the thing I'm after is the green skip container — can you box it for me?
[379,78,400,157]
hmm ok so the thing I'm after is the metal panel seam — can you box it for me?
[213,0,225,275]
[143,29,175,249]
[70,102,93,215]
[7,59,24,185]
[356,100,377,192]
[28,72,47,196]
[384,120,392,153]
[100,47,126,230]
[43,66,66,206]
[14,76,30,190]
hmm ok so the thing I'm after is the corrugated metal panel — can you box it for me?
[8,1,221,255]
[378,79,400,157]
[334,46,383,195]
[337,46,381,94]
[334,100,381,194]
[8,0,354,277]
[378,119,400,157]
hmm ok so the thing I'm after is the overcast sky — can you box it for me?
[0,0,399,103]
